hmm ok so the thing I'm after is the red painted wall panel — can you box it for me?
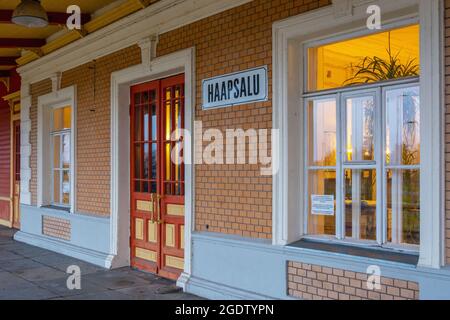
[0,83,11,203]
[0,200,9,221]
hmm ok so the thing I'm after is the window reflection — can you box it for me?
[346,96,375,162]
[344,169,377,241]
[386,86,420,166]
[307,98,337,167]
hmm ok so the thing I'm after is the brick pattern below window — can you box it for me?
[287,261,419,300]
[42,215,71,241]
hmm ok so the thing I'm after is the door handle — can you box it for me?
[156,194,162,225]
[150,193,155,223]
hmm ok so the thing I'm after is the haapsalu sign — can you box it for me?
[202,66,268,110]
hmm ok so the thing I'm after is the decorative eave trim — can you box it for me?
[17,0,252,84]
[2,90,20,102]
[0,77,9,92]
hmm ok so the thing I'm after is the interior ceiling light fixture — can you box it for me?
[12,0,49,28]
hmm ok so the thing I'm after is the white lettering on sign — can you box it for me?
[311,195,335,216]
[202,66,268,110]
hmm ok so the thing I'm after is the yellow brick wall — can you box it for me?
[30,79,52,206]
[287,261,420,300]
[157,0,331,239]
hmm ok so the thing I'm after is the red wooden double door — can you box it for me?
[130,74,185,280]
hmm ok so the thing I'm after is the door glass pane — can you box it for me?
[307,170,336,236]
[53,135,60,169]
[62,134,70,169]
[386,86,420,165]
[345,169,377,240]
[387,169,420,245]
[134,144,141,180]
[142,91,149,104]
[143,104,149,141]
[165,99,172,141]
[134,93,141,105]
[307,98,337,166]
[165,142,171,181]
[143,181,149,193]
[149,90,156,102]
[151,103,157,141]
[53,170,60,204]
[151,143,157,179]
[62,170,70,205]
[134,106,141,141]
[345,95,375,161]
[150,181,157,193]
[143,143,149,180]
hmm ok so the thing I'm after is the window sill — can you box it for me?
[287,239,419,266]
[41,205,70,213]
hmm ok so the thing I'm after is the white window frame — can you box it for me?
[272,0,444,268]
[37,86,76,213]
[302,76,421,250]
[49,109,72,208]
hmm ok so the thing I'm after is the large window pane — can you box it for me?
[307,25,420,91]
[53,170,60,204]
[307,98,337,167]
[51,107,71,207]
[345,95,375,162]
[386,86,420,165]
[53,135,60,169]
[307,170,336,236]
[387,169,420,245]
[53,106,71,131]
[62,170,70,205]
[62,134,70,169]
[344,169,377,240]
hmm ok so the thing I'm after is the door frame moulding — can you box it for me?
[110,47,195,288]
[272,0,444,268]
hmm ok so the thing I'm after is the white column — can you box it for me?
[418,0,444,268]
[20,82,32,206]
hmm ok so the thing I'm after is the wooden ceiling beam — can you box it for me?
[0,56,19,65]
[0,38,45,48]
[0,10,91,25]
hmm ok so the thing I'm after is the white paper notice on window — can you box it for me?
[311,195,335,216]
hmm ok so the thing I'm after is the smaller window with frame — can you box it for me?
[50,106,72,207]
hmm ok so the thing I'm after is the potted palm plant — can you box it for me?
[343,33,419,86]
